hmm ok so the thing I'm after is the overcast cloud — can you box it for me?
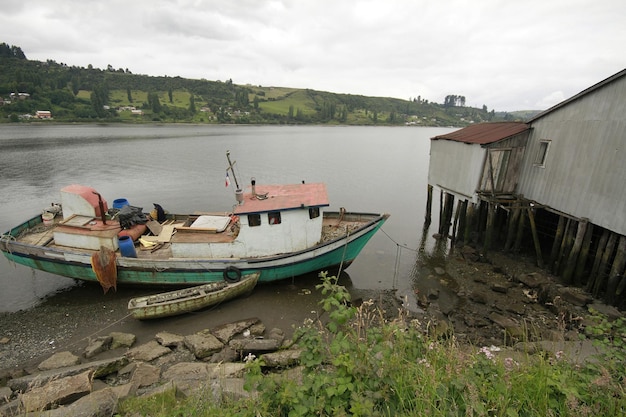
[2,0,625,111]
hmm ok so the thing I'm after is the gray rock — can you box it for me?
[218,377,257,401]
[268,328,285,345]
[261,349,302,367]
[126,340,171,362]
[156,331,185,347]
[588,302,623,321]
[184,333,224,359]
[0,386,12,404]
[130,363,161,390]
[209,346,239,363]
[9,357,127,393]
[84,336,112,359]
[211,318,260,344]
[162,362,212,396]
[434,267,446,275]
[20,369,92,413]
[34,387,119,417]
[109,332,136,349]
[37,351,81,371]
[229,337,280,352]
[489,312,524,339]
[517,272,547,288]
[558,287,592,307]
[469,290,489,305]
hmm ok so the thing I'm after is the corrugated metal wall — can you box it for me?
[517,76,626,235]
[428,140,485,200]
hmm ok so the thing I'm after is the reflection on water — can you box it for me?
[0,124,455,312]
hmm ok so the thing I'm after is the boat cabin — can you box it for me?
[170,182,330,258]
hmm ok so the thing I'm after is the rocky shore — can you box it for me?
[1,246,623,416]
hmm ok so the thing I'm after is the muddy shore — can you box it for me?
[1,247,622,376]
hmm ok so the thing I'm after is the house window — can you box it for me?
[309,207,320,219]
[268,211,281,225]
[534,140,550,167]
[248,214,261,227]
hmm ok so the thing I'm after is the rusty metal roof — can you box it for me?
[431,122,529,145]
[233,182,329,215]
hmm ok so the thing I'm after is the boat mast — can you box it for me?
[226,150,244,204]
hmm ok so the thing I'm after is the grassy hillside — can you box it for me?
[0,43,522,126]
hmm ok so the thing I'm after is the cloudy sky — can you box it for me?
[3,0,625,111]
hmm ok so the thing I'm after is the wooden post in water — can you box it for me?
[442,192,455,237]
[593,232,618,298]
[586,229,610,293]
[574,223,594,286]
[438,190,444,235]
[425,184,433,226]
[513,204,526,253]
[562,218,588,284]
[457,200,468,245]
[451,200,462,247]
[607,236,626,303]
[549,215,566,273]
[484,201,497,254]
[555,219,574,276]
[526,207,544,268]
[504,205,520,252]
[464,202,475,244]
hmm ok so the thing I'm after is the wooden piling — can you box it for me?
[464,203,475,244]
[438,190,444,235]
[513,204,526,253]
[425,184,433,226]
[555,219,575,276]
[593,232,618,298]
[549,215,566,273]
[586,229,610,293]
[504,206,521,252]
[562,218,588,284]
[457,200,468,244]
[526,207,544,268]
[442,193,455,237]
[574,223,594,286]
[451,201,462,247]
[484,202,497,254]
[607,236,626,303]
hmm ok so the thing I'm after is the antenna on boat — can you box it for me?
[226,150,244,204]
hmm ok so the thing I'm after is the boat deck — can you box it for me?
[10,213,368,261]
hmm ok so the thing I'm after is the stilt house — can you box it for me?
[427,68,626,306]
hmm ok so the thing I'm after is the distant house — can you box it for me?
[427,68,626,305]
[131,109,143,116]
[35,110,52,119]
[10,92,30,100]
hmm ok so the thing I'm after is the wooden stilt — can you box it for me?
[593,232,618,298]
[555,219,574,276]
[574,223,594,286]
[607,236,626,303]
[504,206,521,252]
[442,193,455,237]
[562,218,588,284]
[484,202,497,254]
[425,184,433,226]
[438,190,444,235]
[549,215,566,273]
[457,200,468,244]
[464,203,475,244]
[526,207,544,268]
[513,204,526,253]
[586,229,610,293]
[451,200,462,247]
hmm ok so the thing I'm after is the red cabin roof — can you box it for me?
[233,183,329,215]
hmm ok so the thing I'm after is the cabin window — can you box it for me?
[309,207,320,219]
[534,140,550,167]
[268,211,282,225]
[248,214,261,227]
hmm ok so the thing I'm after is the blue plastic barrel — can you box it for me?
[118,235,137,258]
[112,198,129,209]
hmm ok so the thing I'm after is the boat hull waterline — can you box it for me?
[1,212,389,286]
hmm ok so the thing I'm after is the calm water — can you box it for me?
[0,124,454,312]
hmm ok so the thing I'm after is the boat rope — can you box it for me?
[54,312,134,352]
[379,227,421,290]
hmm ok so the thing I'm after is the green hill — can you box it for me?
[0,42,518,126]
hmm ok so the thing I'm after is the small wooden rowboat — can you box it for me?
[127,272,260,320]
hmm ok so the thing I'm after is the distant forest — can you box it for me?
[0,42,524,126]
